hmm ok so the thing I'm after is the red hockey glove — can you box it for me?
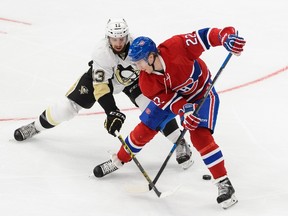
[219,27,246,56]
[180,103,201,131]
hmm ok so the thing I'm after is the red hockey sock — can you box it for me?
[117,122,158,163]
[117,146,131,163]
[190,128,227,179]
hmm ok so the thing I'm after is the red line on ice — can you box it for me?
[0,17,31,25]
[218,66,288,94]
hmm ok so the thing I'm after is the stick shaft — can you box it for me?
[115,131,162,197]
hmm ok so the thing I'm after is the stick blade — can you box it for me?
[124,183,181,198]
[124,184,150,194]
[159,184,181,198]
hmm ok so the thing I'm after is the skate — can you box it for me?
[93,154,124,178]
[216,177,238,209]
[14,122,39,141]
[175,138,194,169]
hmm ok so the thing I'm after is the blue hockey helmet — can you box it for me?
[128,36,158,62]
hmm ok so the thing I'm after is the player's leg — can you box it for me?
[189,88,237,209]
[93,122,158,177]
[123,82,193,169]
[161,118,193,169]
[14,67,96,141]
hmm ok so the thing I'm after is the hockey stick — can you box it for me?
[115,131,174,198]
[149,52,233,190]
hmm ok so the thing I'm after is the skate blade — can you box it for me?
[220,194,238,209]
[181,159,194,170]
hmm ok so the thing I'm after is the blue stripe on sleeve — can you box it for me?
[198,28,211,50]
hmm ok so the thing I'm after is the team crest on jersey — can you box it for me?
[173,78,199,95]
[114,64,139,86]
[145,107,151,114]
[79,86,89,95]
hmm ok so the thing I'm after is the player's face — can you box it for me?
[134,54,155,74]
[134,59,153,74]
[109,36,127,54]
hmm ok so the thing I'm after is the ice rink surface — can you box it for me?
[1,0,288,215]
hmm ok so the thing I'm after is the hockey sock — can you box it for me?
[117,122,158,163]
[190,128,227,179]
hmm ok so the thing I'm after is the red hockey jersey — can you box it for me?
[139,28,222,114]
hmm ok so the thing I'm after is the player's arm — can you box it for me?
[200,27,246,55]
[91,53,126,136]
[177,27,245,58]
[93,81,126,137]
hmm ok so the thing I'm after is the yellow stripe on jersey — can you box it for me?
[93,83,111,100]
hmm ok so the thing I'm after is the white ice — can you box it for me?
[1,0,288,215]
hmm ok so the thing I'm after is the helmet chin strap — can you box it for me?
[147,54,156,70]
[148,54,164,73]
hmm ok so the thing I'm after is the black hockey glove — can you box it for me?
[104,111,126,136]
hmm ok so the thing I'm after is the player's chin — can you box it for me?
[112,47,125,54]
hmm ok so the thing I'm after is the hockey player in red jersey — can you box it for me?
[94,26,246,209]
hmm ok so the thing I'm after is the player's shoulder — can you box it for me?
[160,34,183,49]
[91,38,115,66]
[92,38,111,57]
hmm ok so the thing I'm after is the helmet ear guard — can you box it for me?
[106,18,129,38]
[128,36,158,62]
